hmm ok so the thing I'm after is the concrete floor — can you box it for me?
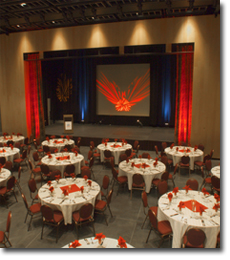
[0,145,220,250]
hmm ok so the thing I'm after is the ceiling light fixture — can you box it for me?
[17,25,20,27]
[20,3,26,7]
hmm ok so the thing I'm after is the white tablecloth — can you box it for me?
[158,190,220,248]
[0,168,11,187]
[118,158,166,193]
[62,237,134,248]
[42,138,75,153]
[0,135,25,145]
[41,152,85,177]
[165,146,203,170]
[97,142,132,165]
[38,178,101,225]
[211,166,220,178]
[0,147,20,163]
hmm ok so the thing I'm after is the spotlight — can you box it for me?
[137,119,143,127]
[81,120,84,123]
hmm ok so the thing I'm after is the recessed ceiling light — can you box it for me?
[17,25,20,27]
[91,17,95,19]
[20,3,26,7]
[52,21,55,23]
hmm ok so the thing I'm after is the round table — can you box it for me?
[118,158,166,193]
[0,168,11,187]
[0,147,20,163]
[97,142,132,165]
[41,152,85,177]
[211,166,220,178]
[158,190,220,248]
[62,237,134,248]
[38,178,101,225]
[164,146,203,170]
[0,135,25,145]
[42,138,75,153]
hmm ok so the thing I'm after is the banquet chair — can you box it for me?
[28,178,39,205]
[94,189,113,226]
[21,193,41,231]
[49,170,61,180]
[200,166,212,190]
[211,176,220,195]
[142,152,151,159]
[3,161,13,172]
[141,191,158,229]
[209,149,214,159]
[160,155,172,172]
[168,164,178,188]
[161,142,167,151]
[198,144,205,151]
[0,211,12,248]
[7,140,14,146]
[100,175,110,199]
[13,149,28,170]
[64,164,75,178]
[43,145,50,154]
[103,150,114,168]
[63,144,72,152]
[131,144,140,158]
[14,142,21,152]
[14,166,22,193]
[111,167,128,195]
[33,138,44,155]
[32,151,42,167]
[84,150,93,165]
[194,154,210,173]
[41,205,64,243]
[146,209,172,248]
[40,164,52,183]
[28,159,42,182]
[157,180,168,199]
[20,137,30,151]
[152,171,169,189]
[179,156,190,176]
[125,148,132,159]
[0,157,6,166]
[0,176,18,208]
[182,228,206,248]
[81,167,91,179]
[155,145,161,159]
[130,174,145,199]
[119,153,127,163]
[72,203,95,239]
[186,178,199,191]
[81,157,95,179]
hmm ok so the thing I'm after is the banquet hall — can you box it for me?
[0,0,220,250]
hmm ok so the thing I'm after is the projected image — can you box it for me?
[96,64,150,116]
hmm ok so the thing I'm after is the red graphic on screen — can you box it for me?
[96,68,150,111]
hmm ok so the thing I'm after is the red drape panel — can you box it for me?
[174,45,194,145]
[24,53,45,140]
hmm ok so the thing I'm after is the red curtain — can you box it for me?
[24,53,45,140]
[174,45,194,145]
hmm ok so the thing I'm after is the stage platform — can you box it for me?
[45,123,175,151]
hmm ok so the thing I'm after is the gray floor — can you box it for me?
[0,145,220,249]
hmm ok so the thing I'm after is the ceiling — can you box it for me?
[0,0,220,35]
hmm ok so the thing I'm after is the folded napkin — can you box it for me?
[213,203,220,212]
[170,143,174,149]
[117,236,127,248]
[69,240,81,248]
[214,193,220,202]
[178,201,184,211]
[182,185,192,193]
[168,192,173,202]
[94,233,106,244]
[201,187,210,196]
[172,187,179,196]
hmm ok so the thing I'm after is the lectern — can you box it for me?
[63,114,73,134]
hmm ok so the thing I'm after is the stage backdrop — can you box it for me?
[41,52,177,127]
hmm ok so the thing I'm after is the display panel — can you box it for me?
[96,64,150,116]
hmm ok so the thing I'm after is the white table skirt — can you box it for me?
[38,178,101,225]
[97,142,132,165]
[211,166,220,178]
[0,135,25,145]
[0,147,20,163]
[158,190,220,248]
[165,146,203,170]
[0,168,11,187]
[42,138,75,153]
[62,237,134,248]
[118,158,166,193]
[41,152,85,177]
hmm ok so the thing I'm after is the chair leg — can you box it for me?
[130,189,132,199]
[103,212,108,226]
[24,212,29,223]
[56,226,59,243]
[41,222,44,239]
[146,228,152,243]
[107,205,113,218]
[13,190,18,202]
[5,235,12,247]
[158,237,164,248]
[28,215,33,231]
[141,214,148,229]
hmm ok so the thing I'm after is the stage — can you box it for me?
[45,123,175,151]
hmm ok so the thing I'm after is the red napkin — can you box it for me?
[0,164,3,172]
[75,151,78,157]
[83,175,88,181]
[63,148,68,152]
[194,145,198,151]
[201,187,209,196]
[10,144,14,150]
[47,181,52,186]
[153,161,158,167]
[80,186,84,193]
[214,193,220,202]
[117,236,127,248]
[94,233,106,244]
[3,132,7,136]
[170,143,174,149]
[131,162,134,167]
[60,184,80,193]
[178,201,184,211]
[55,175,61,181]
[87,180,92,186]
[183,185,192,193]
[126,158,129,163]
[60,135,64,138]
[48,154,52,159]
[54,148,58,153]
[69,240,81,248]
[213,203,220,212]
[62,188,69,196]
[114,139,117,142]
[173,187,179,195]
[147,155,151,160]
[168,193,173,202]
[138,155,142,158]
[46,137,50,142]
[176,147,179,152]
[198,205,205,216]
[51,135,56,139]
[155,157,158,162]
[49,186,54,193]
[70,173,75,179]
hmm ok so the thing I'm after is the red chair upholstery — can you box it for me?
[186,178,199,191]
[103,150,114,168]
[13,149,28,170]
[211,175,220,195]
[28,178,39,205]
[130,174,145,199]
[81,167,91,179]
[182,228,206,248]
[0,211,12,248]
[100,175,110,199]
[152,171,169,189]
[64,164,75,178]
[168,164,178,188]
[111,167,127,195]
[157,180,168,198]
[179,156,190,176]
[0,176,18,208]
[28,159,41,181]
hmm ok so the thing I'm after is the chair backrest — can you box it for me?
[33,151,40,162]
[119,153,127,162]
[22,149,27,159]
[181,156,190,164]
[141,191,148,208]
[28,159,33,171]
[102,175,110,189]
[6,211,12,234]
[112,167,118,180]
[142,152,150,158]
[203,154,211,163]
[90,141,95,149]
[40,164,50,175]
[21,193,29,210]
[186,178,199,190]
[133,174,144,185]
[24,137,29,145]
[205,159,212,172]
[79,203,93,219]
[198,144,205,151]
[64,164,75,174]
[50,170,61,180]
[88,150,93,160]
[125,149,132,157]
[0,157,6,165]
[210,149,214,158]
[185,228,206,247]
[43,145,50,153]
[41,205,54,222]
[28,178,37,193]
[81,168,91,179]
[162,142,167,150]
[107,189,113,205]
[7,140,14,146]
[148,209,158,229]
[161,155,168,166]
[89,156,95,168]
[133,140,139,150]
[157,180,168,195]
[154,145,159,155]
[17,166,22,182]
[161,171,169,181]
[7,176,16,190]
[4,161,13,171]
[104,149,112,158]
[14,142,21,149]
[211,176,220,190]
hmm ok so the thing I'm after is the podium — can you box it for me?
[63,114,73,134]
